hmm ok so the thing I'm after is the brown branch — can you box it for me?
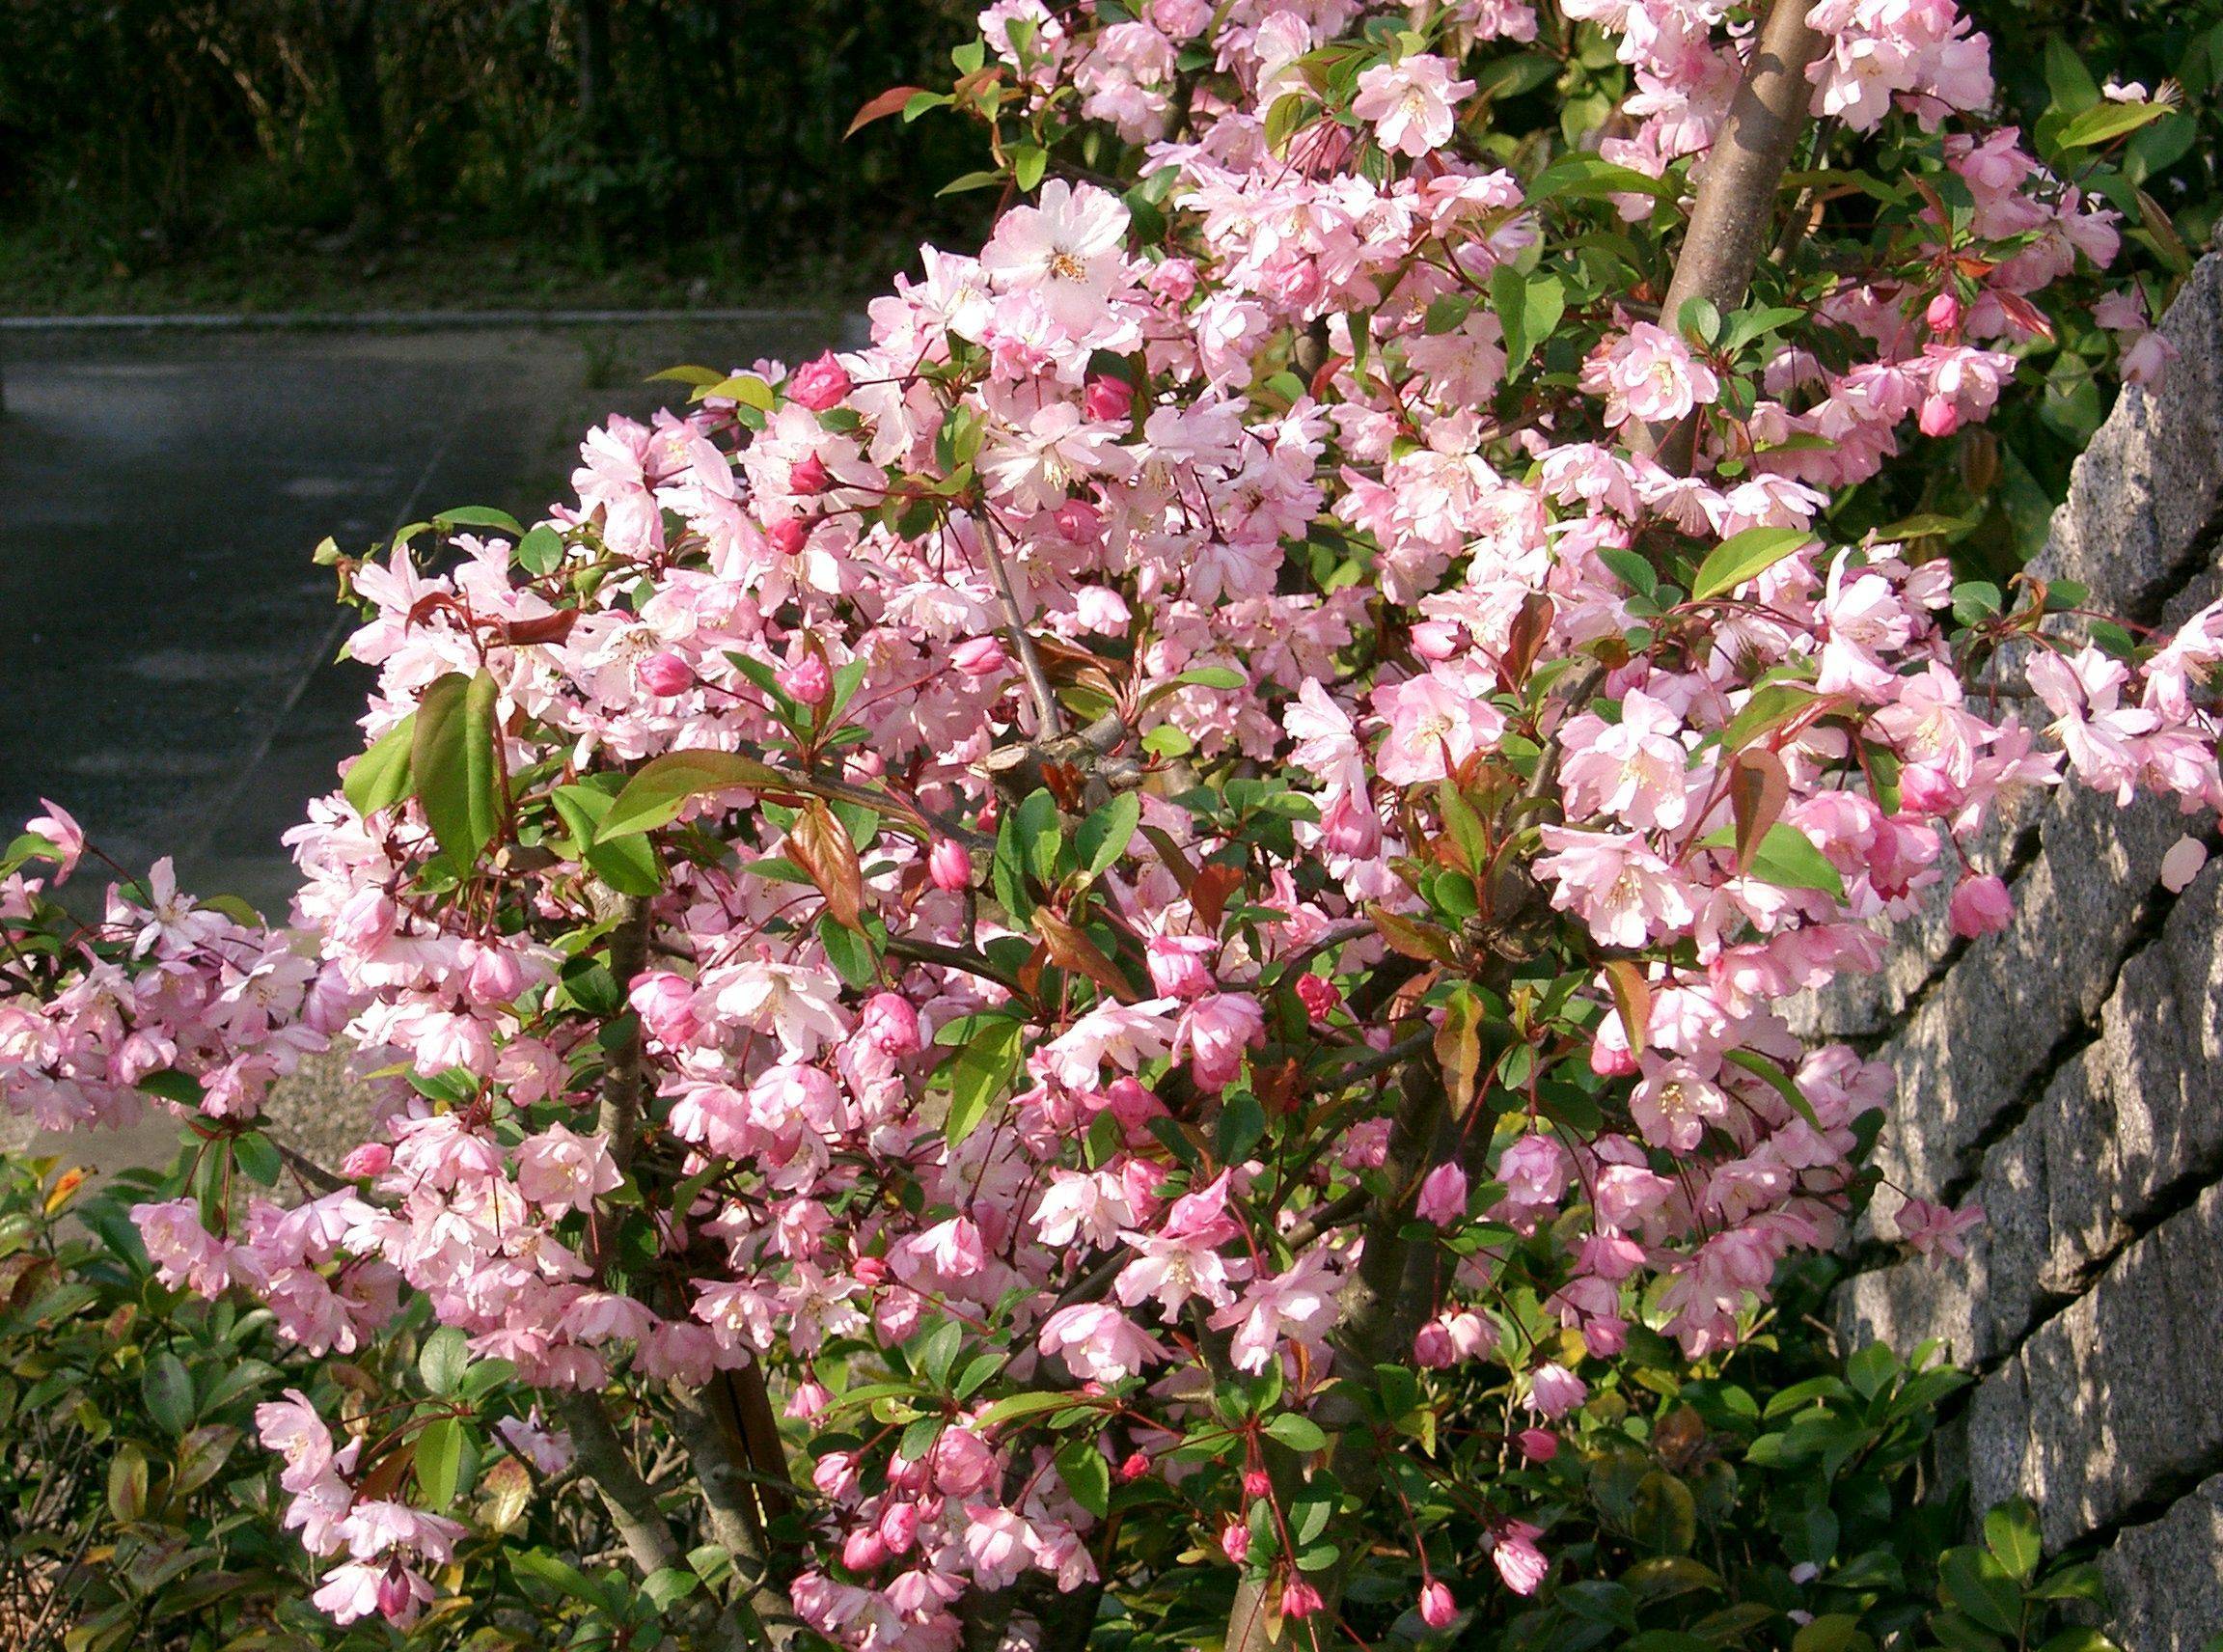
[668,1372,808,1650]
[555,1390,681,1578]
[975,512,1064,738]
[1634,0,1826,470]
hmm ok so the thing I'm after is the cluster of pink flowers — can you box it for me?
[1,1,2208,1644]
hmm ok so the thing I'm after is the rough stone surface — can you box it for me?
[1834,249,2223,1652]
[2099,1474,2223,1652]
[1961,1180,2223,1551]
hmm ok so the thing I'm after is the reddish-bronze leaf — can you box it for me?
[785,800,865,932]
[500,609,579,647]
[845,85,928,138]
[1499,592,1555,690]
[1602,958,1653,1057]
[1367,901,1456,964]
[1727,747,1791,874]
[1140,825,1198,894]
[1434,989,1483,1115]
[1032,908,1138,1003]
[1191,862,1246,931]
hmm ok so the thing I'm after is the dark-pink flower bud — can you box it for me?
[638,651,695,697]
[1083,373,1135,423]
[789,350,853,412]
[861,992,922,1056]
[928,838,973,892]
[779,652,833,705]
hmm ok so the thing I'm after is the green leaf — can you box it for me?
[1056,1439,1112,1517]
[512,1550,609,1610]
[946,1018,1025,1144]
[416,1417,465,1511]
[598,748,786,840]
[1697,821,1846,900]
[1493,265,1566,379]
[515,524,566,577]
[1939,1547,2023,1635]
[233,1132,283,1187]
[974,1390,1088,1429]
[434,505,525,537]
[420,1325,471,1397]
[1598,545,1659,598]
[413,670,504,868]
[1015,787,1066,889]
[1265,1413,1329,1452]
[1424,293,1476,335]
[938,169,1004,196]
[1076,793,1140,880]
[1530,152,1675,204]
[142,1351,194,1435]
[343,714,417,820]
[1010,144,1048,191]
[2043,37,2100,113]
[552,784,665,896]
[1984,1500,2043,1583]
[1174,665,1248,690]
[1723,1047,1822,1130]
[2058,101,2165,150]
[643,1568,700,1613]
[1690,526,1813,602]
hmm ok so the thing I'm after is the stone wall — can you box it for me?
[1798,251,2223,1651]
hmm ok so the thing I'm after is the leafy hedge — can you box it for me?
[0,1154,2113,1650]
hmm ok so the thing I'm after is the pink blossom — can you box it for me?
[1893,1197,1985,1261]
[513,1122,624,1215]
[1491,1521,1550,1594]
[1947,873,2012,938]
[1420,1580,1458,1629]
[1415,1162,1468,1226]
[928,837,974,891]
[789,351,853,412]
[1351,54,1475,157]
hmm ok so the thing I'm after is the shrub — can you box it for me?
[3,1,2217,1649]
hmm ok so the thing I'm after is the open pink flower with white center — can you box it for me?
[1114,1170,1248,1317]
[1582,322,1720,428]
[256,1390,335,1491]
[1534,827,1695,950]
[707,957,850,1059]
[1040,999,1176,1089]
[1035,1301,1166,1382]
[514,1122,624,1215]
[1351,53,1475,157]
[977,399,1136,513]
[1374,671,1503,785]
[979,179,1133,335]
[1490,1519,1551,1594]
[1031,1169,1137,1249]
[1630,1055,1731,1152]
[1558,690,1693,831]
[2028,646,2158,803]
[117,857,232,958]
[1871,660,1987,784]
[1208,1247,1340,1371]
[1892,1196,1985,1261]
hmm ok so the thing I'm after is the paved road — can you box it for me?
[0,318,849,917]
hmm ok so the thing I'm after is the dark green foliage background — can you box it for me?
[0,0,994,306]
